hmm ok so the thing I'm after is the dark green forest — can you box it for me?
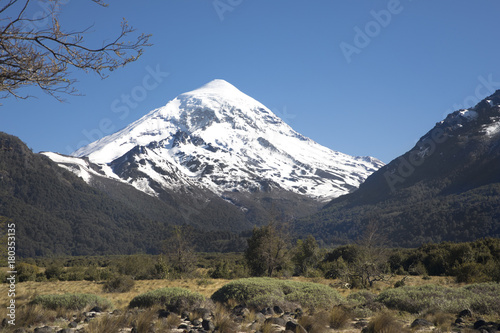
[297,182,500,247]
[296,94,500,246]
[0,132,249,257]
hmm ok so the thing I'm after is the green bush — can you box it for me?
[210,261,231,279]
[103,275,135,293]
[84,265,113,281]
[44,263,64,280]
[347,290,377,305]
[211,277,345,310]
[129,287,205,310]
[376,283,500,315]
[60,267,86,281]
[17,262,40,282]
[30,293,113,310]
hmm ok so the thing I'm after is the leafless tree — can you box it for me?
[162,226,196,275]
[0,0,151,101]
[353,222,392,288]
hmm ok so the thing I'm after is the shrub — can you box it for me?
[86,312,130,333]
[212,303,239,333]
[364,312,408,333]
[210,261,231,279]
[103,275,135,293]
[44,263,64,280]
[17,262,40,282]
[347,290,382,318]
[329,306,351,329]
[135,308,157,333]
[114,254,157,280]
[299,312,329,333]
[347,290,375,303]
[129,287,205,312]
[454,262,488,283]
[211,277,345,310]
[424,311,455,331]
[31,293,113,311]
[61,266,85,281]
[164,313,182,329]
[14,304,55,327]
[376,283,500,315]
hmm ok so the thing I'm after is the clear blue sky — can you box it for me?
[2,0,500,163]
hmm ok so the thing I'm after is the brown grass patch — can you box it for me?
[329,306,351,329]
[0,278,230,313]
[213,303,239,333]
[298,312,329,333]
[86,312,131,333]
[364,312,409,333]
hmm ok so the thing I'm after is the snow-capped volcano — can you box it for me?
[70,79,383,201]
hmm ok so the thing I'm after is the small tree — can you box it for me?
[244,222,290,277]
[162,226,196,275]
[0,0,151,101]
[325,223,391,288]
[292,235,322,276]
[352,223,391,288]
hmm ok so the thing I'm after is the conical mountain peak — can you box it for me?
[179,79,261,110]
[181,79,244,98]
[70,80,383,201]
[192,79,238,92]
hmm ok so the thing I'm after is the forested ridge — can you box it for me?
[0,132,249,257]
[295,92,500,247]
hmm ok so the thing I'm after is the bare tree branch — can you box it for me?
[0,0,151,102]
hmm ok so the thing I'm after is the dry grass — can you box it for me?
[298,312,329,333]
[0,275,471,333]
[0,276,457,309]
[0,278,230,312]
[135,308,157,333]
[260,321,280,333]
[212,303,239,333]
[12,304,55,327]
[329,306,352,329]
[424,311,455,331]
[364,311,410,333]
[165,313,181,329]
[86,312,131,333]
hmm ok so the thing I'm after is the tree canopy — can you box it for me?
[0,0,151,101]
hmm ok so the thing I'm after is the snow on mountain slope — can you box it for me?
[41,152,121,182]
[70,79,384,201]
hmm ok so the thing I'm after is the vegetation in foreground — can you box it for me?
[30,293,113,311]
[1,229,499,332]
[211,277,344,310]
[1,277,499,332]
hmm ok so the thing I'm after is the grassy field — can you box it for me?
[0,275,457,311]
[1,275,498,333]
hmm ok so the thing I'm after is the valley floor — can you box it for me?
[1,276,498,332]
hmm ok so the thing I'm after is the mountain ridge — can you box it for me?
[296,90,500,246]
